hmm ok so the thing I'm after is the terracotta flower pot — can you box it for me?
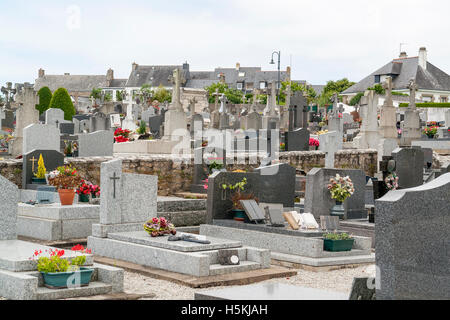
[58,189,75,206]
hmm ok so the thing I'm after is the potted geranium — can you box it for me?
[323,232,355,252]
[48,165,82,206]
[309,138,320,151]
[90,184,100,199]
[30,247,93,289]
[143,217,177,237]
[76,180,91,203]
[114,128,131,143]
[327,174,355,220]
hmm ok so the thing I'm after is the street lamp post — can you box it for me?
[270,51,281,105]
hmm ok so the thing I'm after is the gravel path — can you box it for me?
[124,264,376,300]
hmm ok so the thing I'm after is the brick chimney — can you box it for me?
[236,62,240,71]
[132,62,138,71]
[64,73,70,76]
[399,52,408,58]
[419,47,427,70]
[286,66,291,81]
[38,68,45,78]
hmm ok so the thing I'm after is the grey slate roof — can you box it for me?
[125,65,187,88]
[34,75,108,92]
[108,79,127,88]
[343,57,450,94]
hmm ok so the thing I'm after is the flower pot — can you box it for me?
[78,194,90,203]
[330,201,345,220]
[232,209,246,222]
[323,239,355,252]
[58,189,75,206]
[427,135,435,139]
[41,267,94,289]
[91,194,97,199]
[31,177,47,185]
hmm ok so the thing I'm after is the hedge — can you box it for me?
[399,103,450,108]
[48,88,76,121]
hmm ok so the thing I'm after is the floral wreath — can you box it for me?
[385,172,399,191]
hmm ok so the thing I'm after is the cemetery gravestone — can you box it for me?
[285,128,310,151]
[22,150,64,190]
[375,173,450,300]
[391,146,424,189]
[0,174,19,240]
[59,123,75,135]
[78,130,114,157]
[304,168,366,220]
[45,108,64,128]
[22,124,60,155]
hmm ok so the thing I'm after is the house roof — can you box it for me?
[343,57,450,94]
[108,79,127,88]
[125,65,187,88]
[34,75,108,92]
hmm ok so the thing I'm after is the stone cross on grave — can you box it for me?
[55,120,59,128]
[330,93,339,115]
[407,78,418,110]
[188,97,198,115]
[289,91,306,131]
[110,172,120,199]
[219,94,227,114]
[383,76,394,106]
[168,69,183,111]
[29,156,38,173]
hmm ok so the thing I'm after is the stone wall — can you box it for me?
[0,150,378,195]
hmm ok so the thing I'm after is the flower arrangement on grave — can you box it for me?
[48,166,82,205]
[63,140,78,157]
[143,217,177,237]
[384,172,399,191]
[318,121,326,128]
[114,128,131,143]
[316,130,329,135]
[203,179,209,190]
[323,232,355,252]
[90,184,100,198]
[207,160,223,174]
[71,244,92,254]
[280,143,285,151]
[33,154,47,183]
[423,126,438,138]
[309,138,320,148]
[30,248,93,288]
[426,121,439,127]
[327,174,355,203]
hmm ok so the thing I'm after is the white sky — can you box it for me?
[1,0,449,88]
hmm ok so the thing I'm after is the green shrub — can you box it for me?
[36,86,52,115]
[349,92,364,106]
[49,88,76,121]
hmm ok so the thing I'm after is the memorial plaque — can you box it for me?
[240,200,266,223]
[218,249,240,266]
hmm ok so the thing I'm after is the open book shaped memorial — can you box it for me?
[239,200,266,224]
[260,203,285,227]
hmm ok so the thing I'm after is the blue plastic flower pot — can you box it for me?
[41,267,94,289]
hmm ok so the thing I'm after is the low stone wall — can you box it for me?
[0,150,377,195]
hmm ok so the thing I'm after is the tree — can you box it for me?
[90,88,102,100]
[204,82,244,104]
[49,88,76,121]
[279,81,317,105]
[36,86,53,115]
[322,78,355,95]
[152,85,172,104]
[116,90,124,102]
[349,92,364,106]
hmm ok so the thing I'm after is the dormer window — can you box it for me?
[239,72,245,77]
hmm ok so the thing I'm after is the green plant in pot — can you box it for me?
[222,178,258,221]
[32,154,47,184]
[30,246,93,289]
[208,161,223,174]
[323,232,355,252]
[327,174,354,220]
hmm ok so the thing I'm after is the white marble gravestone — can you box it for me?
[22,124,60,154]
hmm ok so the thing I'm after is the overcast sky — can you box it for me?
[1,0,450,89]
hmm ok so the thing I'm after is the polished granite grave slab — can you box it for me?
[195,282,348,300]
[107,231,242,252]
[213,219,324,237]
[0,240,94,272]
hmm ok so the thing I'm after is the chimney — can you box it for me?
[38,68,45,78]
[399,52,408,58]
[106,68,114,81]
[64,73,70,76]
[183,61,189,71]
[236,62,240,71]
[132,62,138,71]
[419,47,427,70]
[286,66,291,81]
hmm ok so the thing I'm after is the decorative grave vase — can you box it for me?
[31,177,47,185]
[368,212,375,223]
[78,194,90,203]
[232,209,246,222]
[58,189,75,206]
[330,200,345,220]
[427,134,435,139]
[41,267,94,289]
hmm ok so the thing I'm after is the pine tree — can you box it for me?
[36,86,53,115]
[34,154,47,179]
